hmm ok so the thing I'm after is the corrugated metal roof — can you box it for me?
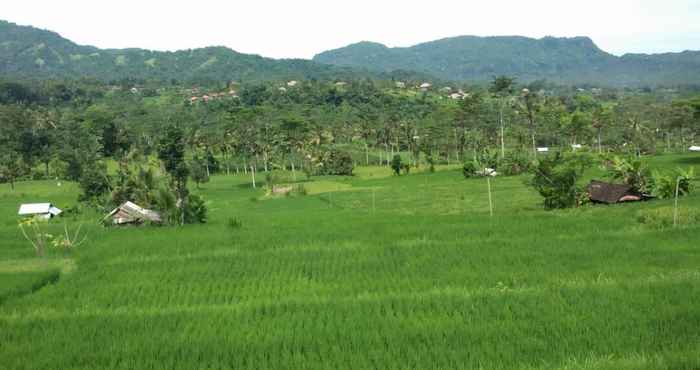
[105,201,162,225]
[18,203,52,215]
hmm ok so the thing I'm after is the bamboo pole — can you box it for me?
[673,177,681,227]
[487,176,494,217]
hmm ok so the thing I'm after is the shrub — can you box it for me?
[528,152,592,209]
[652,167,695,199]
[391,155,402,176]
[183,194,208,224]
[499,152,530,176]
[606,156,652,194]
[462,161,478,178]
[476,148,499,170]
[318,149,354,176]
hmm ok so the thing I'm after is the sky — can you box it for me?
[3,0,700,59]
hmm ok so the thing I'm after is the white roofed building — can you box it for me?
[18,203,62,219]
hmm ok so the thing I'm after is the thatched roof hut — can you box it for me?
[587,180,642,204]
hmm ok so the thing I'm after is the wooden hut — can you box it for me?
[587,180,642,204]
[104,201,162,225]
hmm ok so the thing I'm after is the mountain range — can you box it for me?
[314,36,700,87]
[0,20,404,83]
[2,19,700,87]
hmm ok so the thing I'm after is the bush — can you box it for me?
[528,152,592,209]
[652,167,695,199]
[476,148,499,170]
[318,149,354,176]
[499,152,531,176]
[391,155,402,176]
[606,156,652,194]
[462,161,478,178]
[183,194,208,224]
[152,188,206,225]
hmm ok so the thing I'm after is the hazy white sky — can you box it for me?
[4,0,699,59]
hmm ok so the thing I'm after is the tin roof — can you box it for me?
[18,203,62,216]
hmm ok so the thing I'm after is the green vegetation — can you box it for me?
[1,20,700,368]
[314,36,700,87]
[0,20,430,84]
[3,20,700,87]
[1,154,699,369]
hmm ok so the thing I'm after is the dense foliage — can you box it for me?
[528,152,593,209]
[0,72,699,219]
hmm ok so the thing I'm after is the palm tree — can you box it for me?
[490,76,515,159]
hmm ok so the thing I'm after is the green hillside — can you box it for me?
[314,36,700,87]
[0,20,421,83]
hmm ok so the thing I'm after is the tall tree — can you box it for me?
[158,125,190,225]
[519,88,541,157]
[490,75,515,158]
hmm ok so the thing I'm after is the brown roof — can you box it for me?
[587,180,637,204]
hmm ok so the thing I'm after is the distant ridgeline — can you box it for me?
[2,19,700,87]
[313,37,700,87]
[0,20,435,84]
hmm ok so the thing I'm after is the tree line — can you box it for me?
[1,77,699,209]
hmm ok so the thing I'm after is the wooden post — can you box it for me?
[673,177,681,227]
[487,176,494,217]
[499,104,505,159]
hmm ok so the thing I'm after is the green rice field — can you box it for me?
[1,154,699,369]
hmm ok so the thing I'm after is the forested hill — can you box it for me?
[313,36,700,87]
[0,20,429,83]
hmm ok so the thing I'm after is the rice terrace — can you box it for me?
[2,4,700,369]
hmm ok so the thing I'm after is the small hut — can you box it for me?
[104,201,162,225]
[587,180,642,204]
[18,203,62,219]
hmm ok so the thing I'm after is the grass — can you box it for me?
[0,154,699,369]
